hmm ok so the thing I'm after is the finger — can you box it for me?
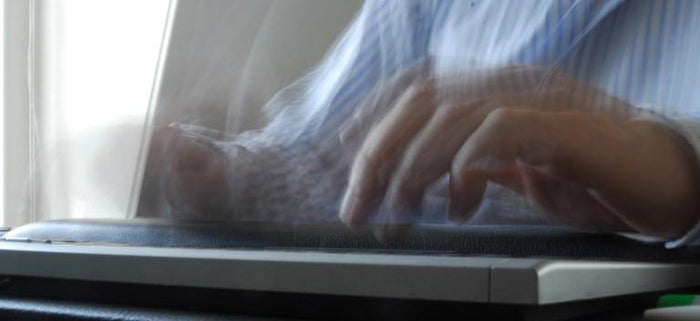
[369,67,563,234]
[382,102,490,221]
[358,70,583,219]
[518,163,631,231]
[340,64,567,149]
[345,72,619,227]
[382,90,581,219]
[340,59,432,148]
[340,81,437,226]
[448,108,620,218]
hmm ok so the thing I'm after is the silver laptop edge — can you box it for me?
[0,242,698,305]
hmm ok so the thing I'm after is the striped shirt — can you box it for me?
[173,0,700,247]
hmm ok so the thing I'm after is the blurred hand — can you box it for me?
[148,126,231,217]
[339,66,700,239]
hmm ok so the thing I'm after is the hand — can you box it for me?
[147,125,231,217]
[339,67,700,239]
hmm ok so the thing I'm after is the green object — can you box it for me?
[658,294,698,308]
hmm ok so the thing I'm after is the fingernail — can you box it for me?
[339,203,354,227]
[339,191,360,228]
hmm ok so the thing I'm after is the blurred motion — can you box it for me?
[106,0,700,245]
[6,2,700,320]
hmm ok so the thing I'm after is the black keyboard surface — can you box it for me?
[3,218,699,262]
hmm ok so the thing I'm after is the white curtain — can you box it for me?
[2,0,170,226]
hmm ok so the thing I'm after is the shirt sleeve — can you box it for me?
[262,0,434,143]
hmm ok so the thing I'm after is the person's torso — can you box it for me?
[429,0,700,116]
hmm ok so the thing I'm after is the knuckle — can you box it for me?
[406,80,435,100]
[450,158,468,184]
[432,104,466,123]
[484,107,538,128]
[358,148,379,169]
[357,143,384,172]
[450,169,468,193]
[484,107,516,125]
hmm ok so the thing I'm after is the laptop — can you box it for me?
[1,1,699,320]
